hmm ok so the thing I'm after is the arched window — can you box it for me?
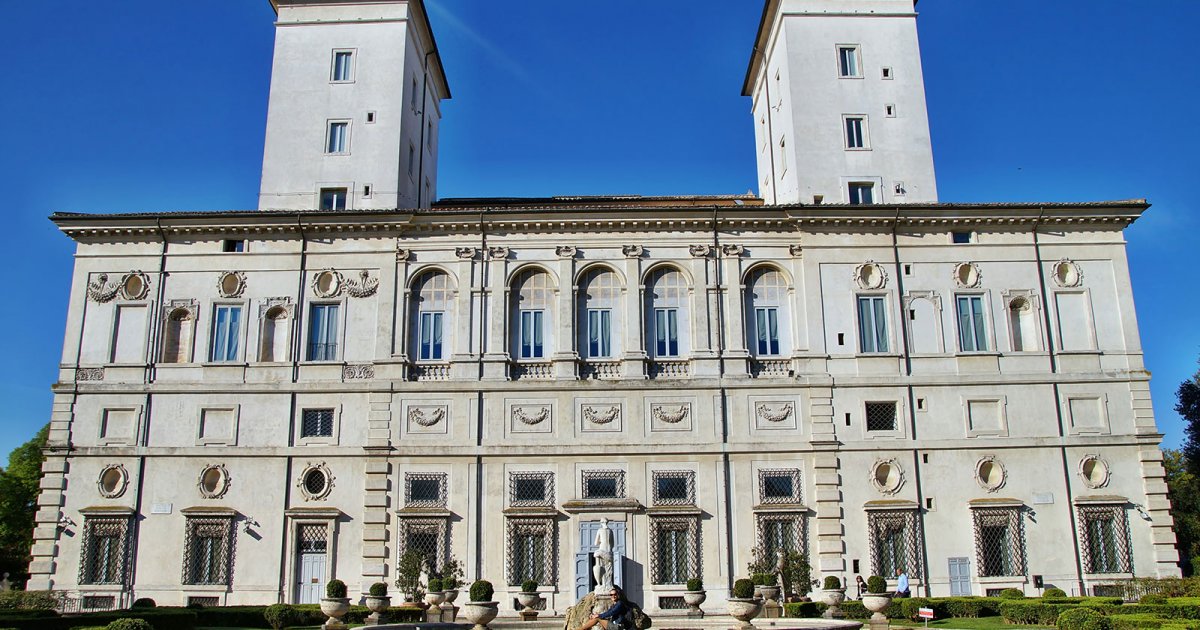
[578,267,620,359]
[1008,297,1038,352]
[512,269,552,359]
[161,308,193,363]
[259,306,289,362]
[412,271,452,361]
[745,267,788,357]
[646,267,687,358]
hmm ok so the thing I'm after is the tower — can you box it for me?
[258,0,450,211]
[744,0,938,205]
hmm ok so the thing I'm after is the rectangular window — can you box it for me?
[319,187,347,211]
[857,296,889,353]
[331,50,354,82]
[759,469,802,504]
[845,116,867,149]
[754,307,780,356]
[973,508,1025,577]
[1078,505,1132,574]
[301,408,334,438]
[519,310,544,359]
[326,121,349,154]
[652,471,695,506]
[849,183,875,205]
[865,402,897,432]
[80,517,131,585]
[506,518,554,586]
[838,45,861,77]
[587,309,612,358]
[209,305,241,362]
[221,239,245,253]
[419,311,444,360]
[650,517,698,585]
[510,472,554,507]
[307,304,339,361]
[952,231,974,244]
[405,473,447,508]
[399,519,447,572]
[654,308,679,357]
[757,513,805,561]
[182,517,233,585]
[869,510,923,579]
[581,470,626,500]
[957,295,989,352]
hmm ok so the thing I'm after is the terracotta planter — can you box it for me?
[816,588,846,618]
[862,594,892,622]
[726,597,763,629]
[460,600,499,630]
[320,597,351,628]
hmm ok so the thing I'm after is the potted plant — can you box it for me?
[726,578,763,629]
[320,579,352,629]
[816,576,846,619]
[395,551,426,607]
[779,551,812,602]
[460,579,499,630]
[517,578,541,614]
[364,582,391,624]
[683,577,706,617]
[752,572,780,605]
[441,557,465,603]
[426,577,447,608]
[861,575,891,622]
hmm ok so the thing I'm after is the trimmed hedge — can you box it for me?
[0,592,59,611]
[782,602,827,618]
[0,609,197,630]
[1001,601,1079,625]
[175,604,422,628]
[1056,607,1112,630]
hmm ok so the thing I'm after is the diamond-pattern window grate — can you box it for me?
[301,409,334,438]
[649,516,700,585]
[303,469,329,496]
[972,507,1026,577]
[79,517,132,586]
[759,468,802,504]
[505,518,556,586]
[658,596,688,610]
[298,524,328,554]
[755,512,807,562]
[398,518,448,573]
[1077,504,1133,574]
[869,510,923,580]
[652,470,695,506]
[509,471,554,508]
[865,402,898,432]
[581,470,626,500]
[406,473,448,508]
[182,516,235,586]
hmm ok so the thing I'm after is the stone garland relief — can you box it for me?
[755,402,794,423]
[584,405,620,425]
[653,405,690,424]
[312,269,379,298]
[408,406,446,427]
[513,406,550,426]
[87,271,151,303]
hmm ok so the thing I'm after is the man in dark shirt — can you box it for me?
[580,587,628,630]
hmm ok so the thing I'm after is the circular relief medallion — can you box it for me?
[1078,455,1110,489]
[297,463,335,501]
[975,456,1007,493]
[97,464,129,498]
[217,271,247,298]
[312,269,343,298]
[853,261,888,290]
[953,262,982,289]
[1052,259,1083,288]
[198,464,231,499]
[120,271,151,300]
[870,459,904,495]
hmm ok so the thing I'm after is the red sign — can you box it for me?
[918,608,935,619]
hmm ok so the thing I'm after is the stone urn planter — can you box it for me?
[319,597,352,629]
[862,594,892,622]
[758,585,781,603]
[517,591,542,619]
[443,588,460,603]
[726,597,764,629]
[460,601,499,630]
[424,590,447,608]
[816,588,847,619]
[683,590,706,617]
[363,594,391,625]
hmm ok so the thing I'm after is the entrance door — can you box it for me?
[575,521,626,601]
[948,557,971,596]
[296,524,329,604]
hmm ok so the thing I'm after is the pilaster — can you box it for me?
[361,459,392,584]
[1138,446,1181,576]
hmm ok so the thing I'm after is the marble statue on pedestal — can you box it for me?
[592,518,614,595]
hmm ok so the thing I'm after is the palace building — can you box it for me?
[29,0,1179,613]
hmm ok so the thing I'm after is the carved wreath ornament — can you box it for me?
[584,406,620,425]
[409,406,446,427]
[87,271,151,302]
[513,406,550,425]
[755,402,794,423]
[652,405,689,424]
[312,269,378,298]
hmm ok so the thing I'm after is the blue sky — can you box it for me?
[0,1,1197,458]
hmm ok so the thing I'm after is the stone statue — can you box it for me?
[0,572,8,591]
[592,518,614,594]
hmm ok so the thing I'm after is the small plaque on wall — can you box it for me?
[150,503,173,514]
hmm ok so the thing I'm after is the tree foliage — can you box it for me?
[1165,448,1200,575]
[1179,371,1200,474]
[0,423,48,587]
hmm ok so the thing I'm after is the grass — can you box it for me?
[890,617,1053,630]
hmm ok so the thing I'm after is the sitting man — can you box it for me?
[893,568,911,598]
[580,587,629,630]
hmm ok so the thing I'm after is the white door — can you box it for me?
[296,524,328,604]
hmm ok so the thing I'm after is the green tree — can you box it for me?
[0,424,48,587]
[1179,369,1200,473]
[1164,449,1200,575]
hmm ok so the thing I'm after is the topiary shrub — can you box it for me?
[469,579,494,602]
[733,578,755,599]
[520,579,537,593]
[1140,594,1168,605]
[326,579,347,599]
[1000,588,1027,599]
[867,576,887,594]
[784,601,828,618]
[686,578,703,591]
[264,603,300,630]
[369,582,388,597]
[105,619,155,630]
[428,577,444,592]
[752,572,778,586]
[0,590,59,611]
[1045,588,1068,598]
[1057,607,1113,630]
[824,576,842,590]
[131,598,156,609]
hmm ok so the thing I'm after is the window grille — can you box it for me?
[82,595,116,610]
[187,596,220,608]
[182,516,235,585]
[298,524,328,554]
[301,409,334,438]
[79,517,132,585]
[509,471,554,507]
[972,507,1026,577]
[505,518,556,586]
[303,469,329,496]
[759,469,802,504]
[658,596,688,610]
[652,470,695,506]
[865,402,897,432]
[649,517,699,585]
[397,518,448,573]
[581,470,625,500]
[1077,504,1132,574]
[868,510,923,580]
[405,473,448,508]
[755,513,807,561]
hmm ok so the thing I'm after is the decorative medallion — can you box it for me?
[97,464,129,499]
[87,273,121,303]
[652,404,689,424]
[120,272,151,300]
[583,405,620,425]
[1078,455,1111,489]
[512,406,550,426]
[622,244,644,258]
[409,406,446,427]
[343,270,378,298]
[342,364,375,380]
[853,261,888,290]
[870,458,905,495]
[721,244,745,257]
[76,368,105,382]
[217,271,247,298]
[1052,259,1083,288]
[455,247,477,260]
[953,262,983,289]
[975,455,1007,493]
[297,462,335,501]
[197,464,231,499]
[755,402,794,423]
[488,246,510,260]
[688,244,713,258]
[312,269,343,298]
[556,245,578,259]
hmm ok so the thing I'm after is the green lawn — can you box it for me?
[890,617,1052,630]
